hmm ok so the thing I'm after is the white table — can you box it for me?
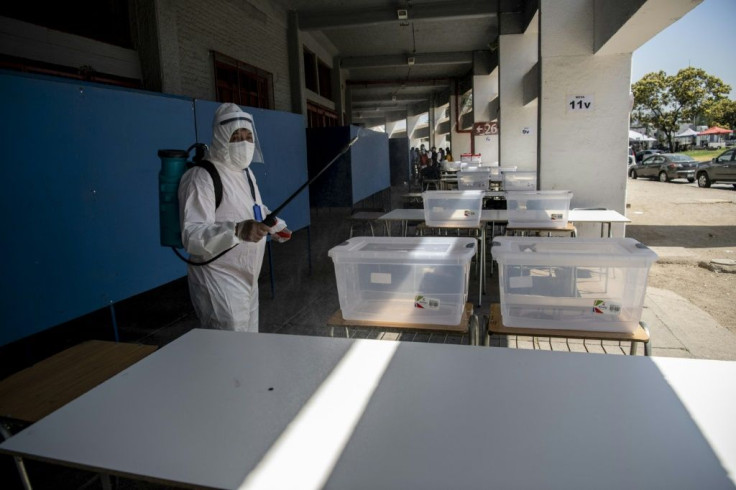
[378,208,427,237]
[568,209,630,237]
[378,209,508,237]
[2,330,734,489]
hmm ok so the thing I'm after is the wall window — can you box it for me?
[213,52,274,109]
[317,61,332,99]
[303,49,318,93]
[303,48,333,99]
[0,2,133,49]
[307,102,338,128]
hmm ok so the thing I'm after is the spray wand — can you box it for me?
[261,134,361,226]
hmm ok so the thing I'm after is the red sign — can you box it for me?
[473,121,499,135]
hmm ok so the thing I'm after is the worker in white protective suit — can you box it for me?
[178,103,291,332]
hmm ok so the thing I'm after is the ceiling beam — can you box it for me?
[347,78,450,90]
[298,1,499,31]
[352,117,387,128]
[341,52,473,69]
[354,106,411,114]
[352,94,428,104]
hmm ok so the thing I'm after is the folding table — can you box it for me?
[1,330,734,489]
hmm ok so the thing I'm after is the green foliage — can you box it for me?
[705,98,736,129]
[632,67,732,149]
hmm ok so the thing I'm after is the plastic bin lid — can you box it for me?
[421,190,484,198]
[491,237,658,266]
[459,167,491,174]
[505,190,573,197]
[328,236,477,261]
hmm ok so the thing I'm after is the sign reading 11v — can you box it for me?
[567,94,594,112]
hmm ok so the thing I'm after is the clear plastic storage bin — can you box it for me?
[503,170,537,190]
[328,237,477,325]
[506,190,573,229]
[422,190,484,228]
[460,153,482,164]
[458,167,491,191]
[491,166,516,182]
[492,237,658,332]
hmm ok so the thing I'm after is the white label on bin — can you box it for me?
[415,295,440,310]
[593,300,621,315]
[370,273,392,284]
[509,276,533,288]
[551,213,563,220]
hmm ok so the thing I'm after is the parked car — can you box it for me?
[695,148,736,188]
[635,149,663,163]
[628,147,635,165]
[628,153,698,182]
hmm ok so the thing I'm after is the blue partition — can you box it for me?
[0,72,310,346]
[193,101,310,231]
[306,126,390,207]
[350,126,390,203]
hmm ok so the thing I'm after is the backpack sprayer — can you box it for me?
[157,132,363,265]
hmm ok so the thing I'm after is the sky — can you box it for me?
[631,0,736,98]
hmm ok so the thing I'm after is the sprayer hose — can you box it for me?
[172,244,237,266]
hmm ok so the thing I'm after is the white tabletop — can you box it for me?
[402,191,505,198]
[379,209,508,222]
[568,209,630,223]
[2,330,734,489]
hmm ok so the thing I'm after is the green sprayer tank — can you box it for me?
[157,149,189,249]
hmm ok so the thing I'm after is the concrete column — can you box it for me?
[332,55,345,124]
[448,80,469,156]
[473,54,499,165]
[287,11,307,119]
[428,96,436,149]
[345,84,353,125]
[407,113,421,145]
[499,12,539,171]
[153,0,182,95]
[539,0,631,234]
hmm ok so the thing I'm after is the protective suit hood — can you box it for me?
[207,103,265,171]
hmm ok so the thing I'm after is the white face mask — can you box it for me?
[229,140,255,169]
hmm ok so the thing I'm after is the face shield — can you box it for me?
[208,103,265,170]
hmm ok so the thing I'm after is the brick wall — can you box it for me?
[168,0,292,112]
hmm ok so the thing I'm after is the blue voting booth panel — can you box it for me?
[193,100,310,231]
[0,71,195,346]
[0,72,310,346]
[306,126,390,207]
[350,126,390,204]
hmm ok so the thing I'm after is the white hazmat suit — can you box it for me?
[178,103,287,332]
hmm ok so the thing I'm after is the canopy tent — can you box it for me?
[698,126,733,135]
[675,128,699,138]
[629,130,656,142]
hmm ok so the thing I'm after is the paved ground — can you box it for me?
[625,176,736,359]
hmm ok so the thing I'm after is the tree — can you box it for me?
[632,67,731,150]
[705,98,736,130]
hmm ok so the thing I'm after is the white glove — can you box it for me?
[268,217,291,243]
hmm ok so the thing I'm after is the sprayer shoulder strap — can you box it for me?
[192,160,223,209]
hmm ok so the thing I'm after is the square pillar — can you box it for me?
[539,0,631,230]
